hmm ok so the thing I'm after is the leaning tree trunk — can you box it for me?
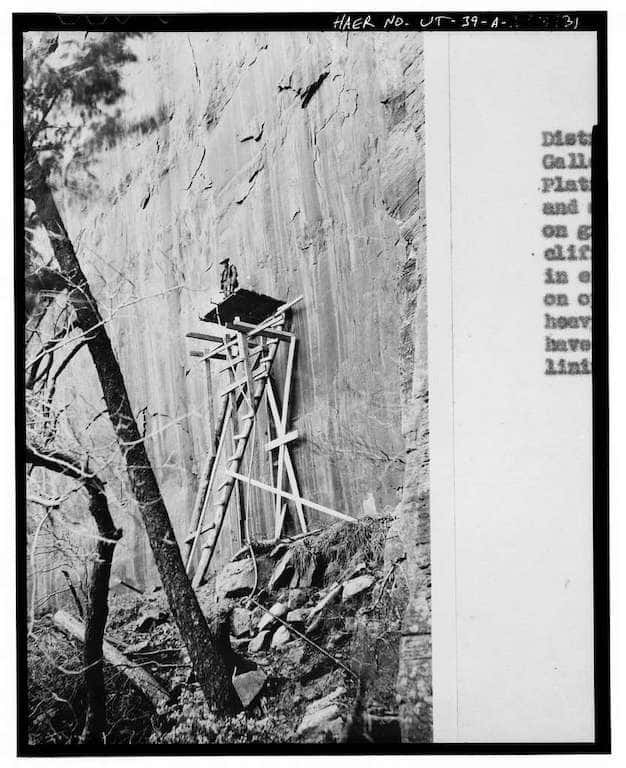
[26,447,122,743]
[26,153,240,713]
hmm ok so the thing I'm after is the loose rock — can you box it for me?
[286,642,306,665]
[258,602,288,631]
[216,559,256,599]
[286,608,309,624]
[305,687,346,714]
[288,588,308,609]
[308,584,342,622]
[270,625,292,648]
[230,608,252,637]
[232,668,267,707]
[268,551,294,591]
[295,558,318,588]
[296,704,341,737]
[248,630,271,653]
[230,607,252,637]
[341,574,375,601]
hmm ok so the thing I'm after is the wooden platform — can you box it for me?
[200,289,289,326]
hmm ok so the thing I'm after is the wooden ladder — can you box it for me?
[184,295,357,589]
[189,326,280,588]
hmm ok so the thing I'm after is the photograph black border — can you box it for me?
[13,10,610,756]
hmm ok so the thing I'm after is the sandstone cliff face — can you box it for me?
[49,31,429,737]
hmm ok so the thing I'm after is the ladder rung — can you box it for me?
[233,432,247,440]
[227,453,242,463]
[184,521,215,544]
[220,379,247,397]
[240,412,255,420]
[220,369,268,397]
[218,360,241,373]
[218,356,248,372]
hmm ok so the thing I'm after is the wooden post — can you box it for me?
[266,380,308,534]
[185,397,231,563]
[185,398,232,571]
[273,335,297,538]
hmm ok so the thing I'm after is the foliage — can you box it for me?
[24,32,140,160]
[289,518,388,584]
[27,618,152,745]
[23,30,142,261]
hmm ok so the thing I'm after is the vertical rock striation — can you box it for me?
[48,31,430,738]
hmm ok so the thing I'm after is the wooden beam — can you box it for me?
[238,332,256,407]
[184,521,215,544]
[225,321,293,342]
[185,399,233,571]
[265,430,299,452]
[53,611,169,708]
[266,380,308,533]
[195,337,240,364]
[225,469,356,524]
[186,331,226,343]
[270,335,298,537]
[281,337,297,430]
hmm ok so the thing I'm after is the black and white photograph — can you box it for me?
[12,10,608,755]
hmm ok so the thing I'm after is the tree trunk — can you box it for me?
[26,153,240,713]
[26,447,122,743]
[80,486,121,743]
[53,610,169,709]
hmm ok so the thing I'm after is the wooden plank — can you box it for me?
[191,349,227,360]
[264,390,275,491]
[219,368,267,398]
[276,502,287,541]
[203,356,216,448]
[217,345,264,375]
[53,611,169,708]
[225,470,356,524]
[281,337,297,429]
[194,327,265,365]
[266,380,308,533]
[225,321,293,342]
[217,356,243,372]
[196,337,240,364]
[265,430,299,452]
[184,521,215,543]
[238,332,256,408]
[273,336,297,537]
[186,331,225,343]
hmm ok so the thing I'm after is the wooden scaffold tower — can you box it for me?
[184,289,356,589]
